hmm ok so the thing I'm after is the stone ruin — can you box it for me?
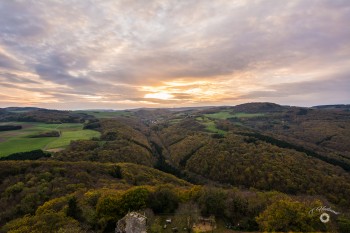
[115,212,147,233]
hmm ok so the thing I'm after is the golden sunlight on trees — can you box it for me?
[256,199,330,232]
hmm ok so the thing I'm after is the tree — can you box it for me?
[224,191,248,224]
[256,199,326,232]
[67,196,82,220]
[198,187,226,217]
[119,187,150,214]
[338,217,350,233]
[3,211,83,233]
[149,186,179,214]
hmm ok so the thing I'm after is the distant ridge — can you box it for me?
[232,102,286,113]
[2,103,350,112]
[2,107,44,112]
[312,104,350,110]
[128,106,217,112]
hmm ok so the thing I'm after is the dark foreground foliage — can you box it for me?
[0,150,51,161]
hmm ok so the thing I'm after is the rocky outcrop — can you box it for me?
[116,212,147,233]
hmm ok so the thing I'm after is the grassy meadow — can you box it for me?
[196,116,227,135]
[205,111,265,119]
[204,111,235,119]
[0,122,100,157]
[198,111,265,135]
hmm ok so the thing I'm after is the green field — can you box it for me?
[205,111,264,119]
[204,121,227,134]
[75,110,132,118]
[168,118,182,125]
[0,122,100,157]
[232,112,265,118]
[199,111,265,134]
[204,111,235,119]
[196,117,227,134]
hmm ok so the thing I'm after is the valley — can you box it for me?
[0,103,350,232]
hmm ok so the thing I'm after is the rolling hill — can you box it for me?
[0,103,350,232]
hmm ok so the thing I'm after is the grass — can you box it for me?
[45,130,99,149]
[232,112,265,118]
[0,137,57,157]
[204,121,227,134]
[75,110,132,118]
[196,117,227,135]
[152,214,189,233]
[168,118,182,125]
[0,122,100,157]
[150,214,234,233]
[199,111,265,134]
[204,111,235,119]
[205,111,264,120]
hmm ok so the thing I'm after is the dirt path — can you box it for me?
[45,148,64,153]
[43,125,62,152]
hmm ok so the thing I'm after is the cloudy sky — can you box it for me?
[0,0,349,109]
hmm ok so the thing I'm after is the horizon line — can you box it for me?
[1,102,349,111]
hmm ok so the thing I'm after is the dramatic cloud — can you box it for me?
[0,0,349,109]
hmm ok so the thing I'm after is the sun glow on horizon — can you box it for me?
[144,92,174,100]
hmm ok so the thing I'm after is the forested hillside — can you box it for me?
[0,108,92,123]
[0,104,350,232]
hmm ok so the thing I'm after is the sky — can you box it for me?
[0,0,349,110]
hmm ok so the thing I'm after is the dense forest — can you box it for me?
[0,103,350,232]
[0,107,92,123]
